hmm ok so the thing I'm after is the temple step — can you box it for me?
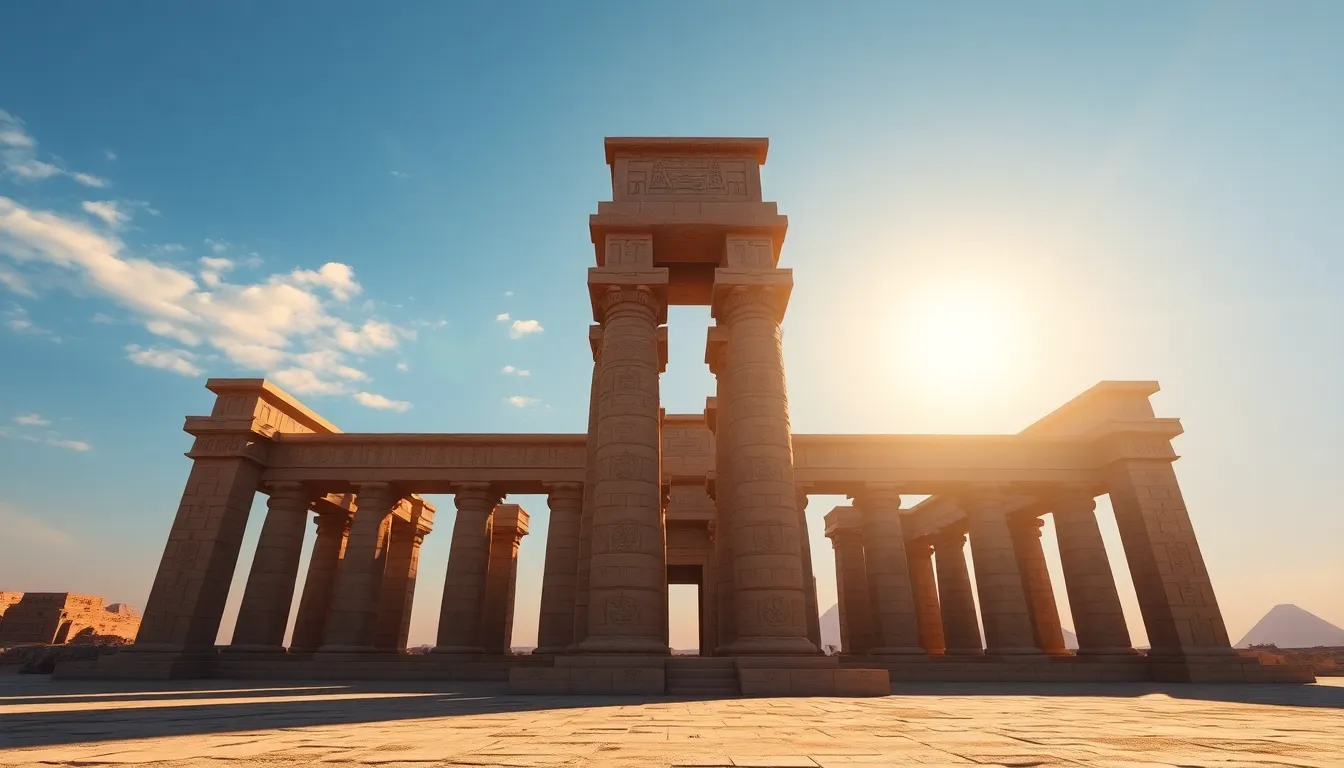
[664,656,739,695]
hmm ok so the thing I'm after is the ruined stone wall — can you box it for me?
[0,593,141,646]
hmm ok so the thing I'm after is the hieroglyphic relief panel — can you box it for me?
[621,158,751,200]
[269,439,587,471]
[604,235,654,268]
[662,421,715,477]
[724,236,774,268]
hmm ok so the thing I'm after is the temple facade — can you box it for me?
[62,138,1311,694]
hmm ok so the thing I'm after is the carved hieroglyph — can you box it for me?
[605,235,654,268]
[580,286,668,653]
[724,236,774,269]
[625,158,750,198]
[717,285,816,654]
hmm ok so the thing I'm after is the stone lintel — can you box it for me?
[586,266,670,324]
[491,503,530,537]
[604,136,770,166]
[710,267,794,322]
[823,505,864,538]
[205,378,342,435]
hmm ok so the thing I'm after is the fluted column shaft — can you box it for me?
[855,485,923,655]
[932,531,983,654]
[906,540,946,654]
[964,486,1041,656]
[580,285,668,653]
[1009,515,1068,655]
[535,483,585,653]
[570,347,600,649]
[434,483,503,652]
[319,482,402,652]
[1053,489,1136,655]
[230,482,318,650]
[289,510,350,653]
[827,519,876,655]
[796,490,822,650]
[374,520,424,652]
[719,285,815,654]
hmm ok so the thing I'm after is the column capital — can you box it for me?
[491,503,530,539]
[1051,483,1099,514]
[710,268,794,324]
[544,481,585,504]
[823,506,864,538]
[587,267,670,325]
[929,529,967,549]
[1008,515,1046,537]
[853,483,901,510]
[905,538,936,559]
[262,481,317,507]
[353,481,405,511]
[453,482,503,507]
[313,509,351,535]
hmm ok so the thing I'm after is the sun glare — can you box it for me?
[905,292,1015,388]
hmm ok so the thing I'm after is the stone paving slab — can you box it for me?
[0,675,1340,767]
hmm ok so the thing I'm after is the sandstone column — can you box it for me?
[374,519,425,652]
[1051,486,1136,655]
[708,329,737,654]
[1105,459,1234,659]
[824,507,876,655]
[796,488,822,650]
[931,531,983,654]
[228,482,319,651]
[134,447,265,653]
[1008,515,1068,655]
[319,482,402,652]
[715,280,816,655]
[570,330,601,650]
[479,505,530,654]
[434,482,503,653]
[579,282,669,654]
[906,539,947,654]
[535,482,585,653]
[855,484,924,655]
[963,485,1041,656]
[289,510,350,653]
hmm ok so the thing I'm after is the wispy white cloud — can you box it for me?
[501,365,531,376]
[4,305,60,342]
[104,149,117,162]
[495,312,511,322]
[0,266,35,297]
[81,200,130,229]
[291,262,360,302]
[91,313,116,324]
[395,361,409,372]
[47,437,92,452]
[389,170,410,179]
[0,501,78,550]
[353,391,412,412]
[509,319,543,338]
[125,344,202,377]
[505,395,540,408]
[14,413,49,426]
[504,290,514,297]
[271,366,346,395]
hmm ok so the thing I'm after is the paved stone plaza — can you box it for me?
[1,676,1340,767]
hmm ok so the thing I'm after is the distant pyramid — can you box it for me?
[820,604,841,650]
[1062,627,1079,650]
[1236,604,1344,648]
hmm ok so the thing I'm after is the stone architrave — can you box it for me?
[373,519,425,652]
[434,482,503,653]
[715,278,816,655]
[906,539,947,654]
[319,483,403,652]
[796,489,822,650]
[480,505,530,654]
[963,485,1042,656]
[855,485,924,655]
[229,482,319,651]
[579,282,670,654]
[824,507,876,655]
[1106,460,1234,659]
[570,326,601,650]
[931,531,983,654]
[133,449,266,653]
[535,483,585,653]
[289,510,350,653]
[1051,486,1136,655]
[1008,516,1068,655]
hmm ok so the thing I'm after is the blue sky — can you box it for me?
[1,2,1340,650]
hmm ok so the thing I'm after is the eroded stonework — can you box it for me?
[0,593,140,646]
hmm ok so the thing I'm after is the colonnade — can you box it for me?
[824,484,1137,658]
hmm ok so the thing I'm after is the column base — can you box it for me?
[1076,646,1141,658]
[315,645,377,654]
[431,645,487,655]
[944,647,985,656]
[222,644,287,653]
[725,636,820,655]
[869,646,929,657]
[531,646,567,655]
[575,636,670,654]
[986,647,1048,656]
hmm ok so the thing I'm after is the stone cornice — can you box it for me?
[604,137,770,166]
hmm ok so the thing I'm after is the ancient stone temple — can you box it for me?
[62,137,1311,692]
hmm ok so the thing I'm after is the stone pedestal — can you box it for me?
[1106,459,1235,664]
[289,510,350,653]
[963,486,1042,657]
[1051,487,1136,656]
[856,485,923,655]
[133,452,264,653]
[579,278,670,654]
[318,483,402,653]
[825,507,876,655]
[1008,516,1068,655]
[906,539,946,654]
[931,531,983,654]
[714,277,816,655]
[479,504,529,654]
[229,482,319,651]
[434,482,503,653]
[373,520,425,652]
[535,483,584,653]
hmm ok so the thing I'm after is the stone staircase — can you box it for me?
[664,656,739,696]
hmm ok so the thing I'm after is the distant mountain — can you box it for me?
[1236,604,1344,648]
[820,604,840,650]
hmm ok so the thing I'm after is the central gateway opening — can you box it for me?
[667,565,704,655]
